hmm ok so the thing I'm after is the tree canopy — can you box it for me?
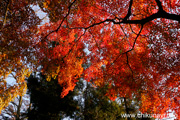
[0,0,179,119]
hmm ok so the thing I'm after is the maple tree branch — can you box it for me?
[85,20,111,30]
[55,0,179,32]
[124,25,143,54]
[82,0,179,28]
[62,30,87,59]
[129,24,138,35]
[117,0,179,24]
[114,11,180,24]
[70,10,179,31]
[41,0,77,42]
[68,10,179,31]
[126,52,134,79]
[119,24,128,37]
[122,0,133,22]
[112,25,143,71]
[155,0,163,11]
[131,25,143,49]
[55,0,77,32]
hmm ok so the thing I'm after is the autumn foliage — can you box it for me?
[0,0,179,119]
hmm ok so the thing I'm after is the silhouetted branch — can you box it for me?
[62,29,87,59]
[41,0,77,42]
[155,0,163,11]
[113,25,143,64]
[126,52,134,80]
[122,0,133,22]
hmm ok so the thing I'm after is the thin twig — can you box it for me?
[62,29,87,59]
[41,0,77,42]
[126,52,134,80]
[113,25,144,64]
